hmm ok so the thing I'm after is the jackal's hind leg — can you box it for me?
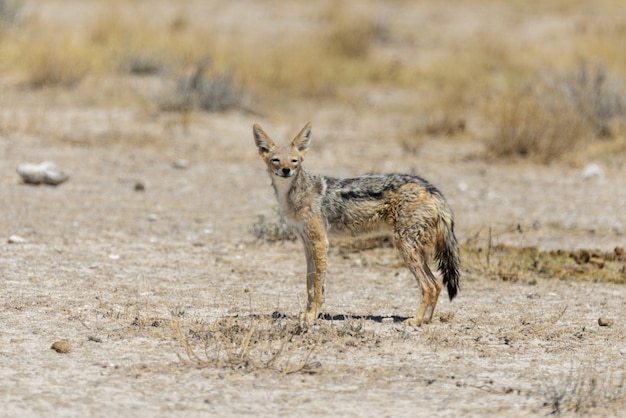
[395,234,436,327]
[404,263,437,327]
[422,261,442,324]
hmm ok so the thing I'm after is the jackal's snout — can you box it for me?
[279,167,293,177]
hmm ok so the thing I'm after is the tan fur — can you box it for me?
[253,122,460,326]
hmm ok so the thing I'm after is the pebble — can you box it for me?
[17,161,70,185]
[581,163,604,180]
[51,341,71,353]
[172,159,189,169]
[598,317,614,327]
[134,181,145,191]
[8,235,27,244]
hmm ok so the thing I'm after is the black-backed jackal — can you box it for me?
[253,122,460,326]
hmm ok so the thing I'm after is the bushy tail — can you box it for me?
[435,210,460,300]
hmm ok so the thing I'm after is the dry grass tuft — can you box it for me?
[7,33,92,88]
[461,228,626,284]
[249,208,297,243]
[486,80,588,163]
[486,62,626,163]
[543,369,626,415]
[0,0,22,28]
[324,15,381,60]
[158,59,245,113]
[172,313,380,374]
[173,315,311,374]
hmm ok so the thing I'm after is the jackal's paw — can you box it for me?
[404,317,424,327]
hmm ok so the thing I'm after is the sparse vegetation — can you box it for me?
[250,209,297,242]
[543,369,626,415]
[172,313,381,374]
[486,62,626,163]
[158,59,245,113]
[0,1,624,164]
[0,0,22,28]
[122,53,164,76]
[18,36,92,88]
[172,315,321,374]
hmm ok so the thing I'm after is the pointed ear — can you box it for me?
[253,124,275,156]
[291,122,312,154]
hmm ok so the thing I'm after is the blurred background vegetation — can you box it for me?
[1,0,626,164]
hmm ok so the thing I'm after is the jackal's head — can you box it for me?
[253,122,312,179]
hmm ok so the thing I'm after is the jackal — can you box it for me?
[253,122,460,326]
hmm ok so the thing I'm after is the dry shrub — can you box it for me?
[16,35,92,88]
[487,62,626,163]
[172,315,320,374]
[122,54,164,76]
[556,61,626,138]
[0,0,22,28]
[173,313,378,374]
[321,2,387,60]
[543,368,626,415]
[250,208,297,243]
[487,80,589,163]
[158,59,245,113]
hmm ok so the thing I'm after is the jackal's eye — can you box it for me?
[291,159,299,164]
[270,158,280,165]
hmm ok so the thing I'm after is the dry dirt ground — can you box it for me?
[2,1,626,417]
[2,109,625,417]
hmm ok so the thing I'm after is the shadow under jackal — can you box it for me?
[253,122,460,326]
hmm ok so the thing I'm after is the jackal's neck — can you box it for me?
[271,168,309,214]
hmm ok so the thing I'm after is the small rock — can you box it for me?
[581,163,603,180]
[51,341,71,353]
[8,235,27,244]
[17,161,70,185]
[439,312,455,323]
[134,181,145,191]
[598,317,614,327]
[172,159,189,169]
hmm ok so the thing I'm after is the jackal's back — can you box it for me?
[320,173,447,235]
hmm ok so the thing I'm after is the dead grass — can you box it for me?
[0,0,21,28]
[543,368,626,415]
[157,59,245,113]
[2,0,626,167]
[322,4,383,60]
[171,313,379,375]
[485,76,589,163]
[485,62,626,163]
[3,31,92,88]
[249,208,297,243]
[461,227,626,284]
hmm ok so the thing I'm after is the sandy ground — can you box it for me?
[1,109,625,417]
[1,1,626,417]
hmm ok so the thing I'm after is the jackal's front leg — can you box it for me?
[299,216,328,324]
